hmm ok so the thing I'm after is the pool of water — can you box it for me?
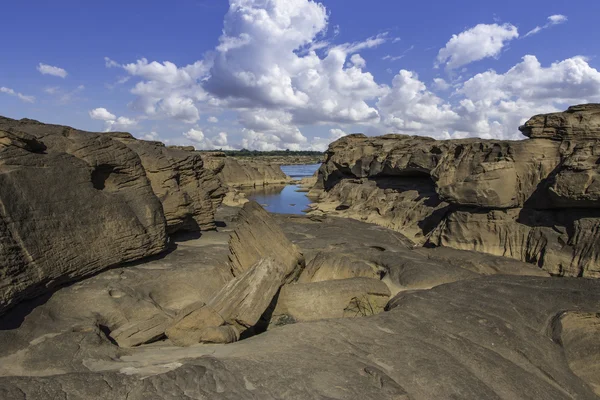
[246,164,320,214]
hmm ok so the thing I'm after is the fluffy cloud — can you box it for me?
[377,70,459,135]
[525,14,568,37]
[89,107,137,131]
[183,128,231,149]
[37,63,68,78]
[0,86,35,103]
[436,24,519,69]
[204,0,386,130]
[308,128,349,151]
[89,107,116,121]
[458,55,600,104]
[452,55,600,139]
[99,1,600,150]
[116,58,209,123]
[214,132,229,146]
[375,55,600,140]
[433,78,451,91]
[238,109,308,148]
[105,0,394,149]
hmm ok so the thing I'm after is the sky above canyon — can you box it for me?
[2,0,600,150]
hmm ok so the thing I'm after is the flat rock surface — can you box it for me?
[2,207,595,399]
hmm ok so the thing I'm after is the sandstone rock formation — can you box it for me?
[519,103,600,140]
[228,201,305,279]
[270,277,391,326]
[3,105,600,399]
[166,202,305,345]
[0,116,226,315]
[0,123,167,315]
[1,204,598,399]
[310,104,600,278]
[110,135,225,232]
[201,152,291,188]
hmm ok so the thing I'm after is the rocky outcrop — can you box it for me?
[228,201,305,279]
[0,125,167,315]
[201,153,291,188]
[166,202,305,345]
[298,251,380,283]
[2,274,600,399]
[0,116,226,315]
[519,103,600,140]
[2,206,597,399]
[110,135,225,232]
[270,277,391,326]
[310,105,600,278]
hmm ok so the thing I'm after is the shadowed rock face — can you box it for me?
[0,116,226,315]
[111,136,226,232]
[311,105,600,278]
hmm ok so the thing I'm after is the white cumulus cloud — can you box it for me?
[37,63,68,78]
[97,1,600,149]
[204,0,387,130]
[89,107,116,121]
[184,128,231,150]
[436,23,519,69]
[377,70,459,134]
[119,57,209,123]
[89,107,137,131]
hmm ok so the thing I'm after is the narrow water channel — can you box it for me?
[245,164,320,214]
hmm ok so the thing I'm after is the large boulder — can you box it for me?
[270,277,391,326]
[0,126,167,315]
[0,115,228,315]
[166,202,306,345]
[228,201,305,280]
[166,258,289,345]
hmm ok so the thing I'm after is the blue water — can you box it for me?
[246,164,320,214]
[280,164,321,179]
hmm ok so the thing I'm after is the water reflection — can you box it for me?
[245,164,320,214]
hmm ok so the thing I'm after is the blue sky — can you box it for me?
[2,0,600,150]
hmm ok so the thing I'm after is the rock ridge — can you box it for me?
[310,104,600,277]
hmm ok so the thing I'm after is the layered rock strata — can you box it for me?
[201,152,291,188]
[166,201,305,345]
[310,104,600,278]
[0,116,225,315]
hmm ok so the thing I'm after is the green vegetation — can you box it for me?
[199,149,324,157]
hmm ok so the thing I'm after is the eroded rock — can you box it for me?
[0,121,168,315]
[311,104,600,277]
[270,277,391,326]
[228,201,305,280]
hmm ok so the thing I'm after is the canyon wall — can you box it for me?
[311,104,600,278]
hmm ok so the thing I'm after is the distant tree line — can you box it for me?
[199,148,324,157]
